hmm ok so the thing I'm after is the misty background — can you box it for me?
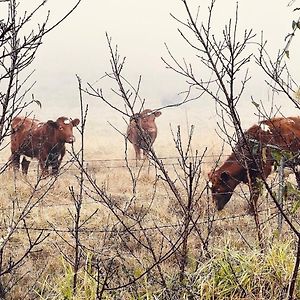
[3,0,300,159]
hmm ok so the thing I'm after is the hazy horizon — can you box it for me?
[1,0,300,160]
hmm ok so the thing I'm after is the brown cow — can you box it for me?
[10,116,80,176]
[127,109,161,159]
[208,116,300,211]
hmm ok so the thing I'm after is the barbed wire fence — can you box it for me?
[0,152,294,235]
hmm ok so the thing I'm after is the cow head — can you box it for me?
[47,117,80,143]
[140,109,161,129]
[208,166,243,210]
[208,170,233,210]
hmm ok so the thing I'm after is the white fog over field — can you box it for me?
[1,0,300,159]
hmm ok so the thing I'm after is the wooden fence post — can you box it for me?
[277,157,285,234]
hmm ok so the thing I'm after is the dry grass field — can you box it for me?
[1,134,300,300]
[2,0,299,297]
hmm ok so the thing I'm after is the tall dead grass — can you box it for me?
[0,148,299,299]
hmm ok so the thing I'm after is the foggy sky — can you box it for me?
[4,0,300,157]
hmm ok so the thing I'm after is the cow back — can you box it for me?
[11,117,42,156]
[246,117,300,153]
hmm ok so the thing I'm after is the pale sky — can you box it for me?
[3,0,300,158]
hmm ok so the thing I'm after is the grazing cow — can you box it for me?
[208,116,300,211]
[127,109,162,159]
[10,116,80,176]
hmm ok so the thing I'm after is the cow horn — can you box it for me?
[147,109,162,117]
[146,110,154,116]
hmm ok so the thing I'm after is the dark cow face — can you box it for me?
[47,117,80,143]
[208,170,237,210]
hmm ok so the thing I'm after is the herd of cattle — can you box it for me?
[8,111,300,211]
[9,109,162,175]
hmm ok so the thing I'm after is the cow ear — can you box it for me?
[154,111,161,117]
[131,113,140,119]
[71,118,80,126]
[130,114,140,123]
[220,171,230,182]
[47,120,58,128]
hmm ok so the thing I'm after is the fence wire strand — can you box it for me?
[0,153,297,240]
[0,205,285,235]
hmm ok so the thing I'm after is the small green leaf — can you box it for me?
[34,99,42,108]
[270,149,282,164]
[32,94,42,108]
[285,50,290,59]
[251,100,260,108]
[291,200,300,215]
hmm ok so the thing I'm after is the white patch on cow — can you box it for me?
[22,155,33,162]
[145,111,154,116]
[260,123,270,132]
[208,181,213,188]
[64,119,71,125]
[294,165,300,173]
[286,118,295,124]
[37,123,43,128]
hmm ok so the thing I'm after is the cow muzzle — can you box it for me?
[66,136,75,143]
[213,192,233,210]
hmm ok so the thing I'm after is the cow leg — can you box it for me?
[50,157,61,175]
[38,158,49,177]
[143,149,149,160]
[9,153,20,171]
[21,157,30,175]
[46,153,57,175]
[294,169,300,189]
[51,161,59,175]
[133,144,141,160]
[51,148,65,175]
